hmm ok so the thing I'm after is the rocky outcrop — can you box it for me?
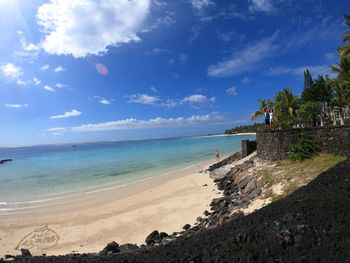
[0,159,12,164]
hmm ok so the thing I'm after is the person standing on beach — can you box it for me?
[264,108,270,130]
[269,108,274,130]
[215,150,220,162]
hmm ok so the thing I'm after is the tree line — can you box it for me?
[251,15,350,128]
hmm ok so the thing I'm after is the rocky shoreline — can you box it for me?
[3,155,350,262]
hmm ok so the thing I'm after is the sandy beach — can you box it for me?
[0,158,219,256]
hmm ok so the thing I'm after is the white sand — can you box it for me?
[0,159,219,256]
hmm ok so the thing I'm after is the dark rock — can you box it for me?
[243,179,257,195]
[99,241,119,255]
[159,232,169,240]
[4,254,15,259]
[118,243,139,253]
[238,175,253,189]
[248,187,262,200]
[0,159,12,164]
[183,224,191,230]
[145,230,160,245]
[192,226,200,232]
[21,248,31,257]
[202,184,208,186]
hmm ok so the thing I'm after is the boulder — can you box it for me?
[21,249,31,257]
[118,243,139,253]
[99,241,119,255]
[182,224,191,230]
[237,175,253,189]
[145,230,160,245]
[242,179,257,196]
[248,187,262,200]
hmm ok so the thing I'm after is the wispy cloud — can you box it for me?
[55,83,66,88]
[248,0,274,13]
[4,103,29,108]
[207,32,279,77]
[37,0,151,58]
[33,77,41,86]
[44,85,55,92]
[41,65,50,71]
[128,94,160,105]
[54,66,65,73]
[266,64,333,77]
[50,109,82,119]
[189,0,214,13]
[142,15,175,32]
[93,96,112,105]
[226,87,237,96]
[13,31,41,61]
[47,113,225,133]
[150,86,158,93]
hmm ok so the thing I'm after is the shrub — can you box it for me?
[288,133,319,161]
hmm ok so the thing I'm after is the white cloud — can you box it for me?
[208,32,279,77]
[128,94,160,105]
[93,96,112,105]
[44,85,55,92]
[16,79,32,86]
[48,113,224,133]
[249,0,274,13]
[267,65,332,77]
[41,65,50,71]
[54,66,65,73]
[226,87,237,96]
[33,77,41,86]
[50,109,82,119]
[0,63,23,80]
[182,94,216,104]
[37,0,151,58]
[190,0,213,11]
[55,83,66,88]
[4,104,29,108]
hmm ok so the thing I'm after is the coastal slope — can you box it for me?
[15,157,350,262]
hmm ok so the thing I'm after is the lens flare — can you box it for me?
[95,63,109,76]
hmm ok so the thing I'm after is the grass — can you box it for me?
[258,154,346,200]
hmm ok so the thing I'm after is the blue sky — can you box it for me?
[0,0,349,147]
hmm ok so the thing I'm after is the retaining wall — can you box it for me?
[256,126,350,161]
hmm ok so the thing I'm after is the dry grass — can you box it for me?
[258,154,346,200]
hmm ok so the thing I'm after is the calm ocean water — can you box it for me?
[0,135,255,213]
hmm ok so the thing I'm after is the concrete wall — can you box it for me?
[257,126,350,161]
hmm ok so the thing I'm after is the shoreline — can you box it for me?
[0,155,225,256]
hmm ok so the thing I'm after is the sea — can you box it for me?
[0,134,255,214]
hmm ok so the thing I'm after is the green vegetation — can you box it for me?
[251,15,350,129]
[288,133,319,161]
[225,123,264,134]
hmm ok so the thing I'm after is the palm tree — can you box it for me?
[274,88,299,127]
[339,15,350,62]
[251,99,273,120]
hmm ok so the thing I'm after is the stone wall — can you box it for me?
[241,140,257,157]
[257,126,350,161]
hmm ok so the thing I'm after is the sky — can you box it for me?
[0,0,349,147]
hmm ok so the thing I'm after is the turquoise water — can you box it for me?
[0,135,255,212]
